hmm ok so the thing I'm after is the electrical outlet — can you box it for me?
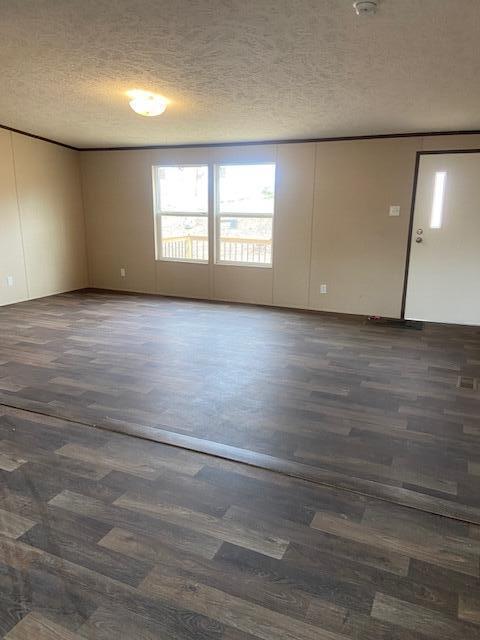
[320,284,327,294]
[389,205,400,217]
[6,276,14,287]
[120,267,126,278]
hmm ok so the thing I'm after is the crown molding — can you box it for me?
[3,121,480,153]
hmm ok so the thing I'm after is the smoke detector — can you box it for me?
[353,1,378,15]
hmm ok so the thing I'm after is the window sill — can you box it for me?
[215,261,273,269]
[156,257,209,265]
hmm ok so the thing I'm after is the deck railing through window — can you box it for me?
[162,236,271,264]
[162,236,208,261]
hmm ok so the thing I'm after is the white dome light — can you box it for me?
[127,90,168,116]
[353,1,378,15]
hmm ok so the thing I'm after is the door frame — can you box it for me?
[400,148,480,319]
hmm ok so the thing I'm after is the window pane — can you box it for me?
[156,166,208,213]
[219,216,272,264]
[218,164,275,214]
[161,215,208,261]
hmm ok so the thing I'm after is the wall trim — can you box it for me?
[4,120,480,153]
[401,151,421,319]
[81,286,389,321]
[0,123,77,151]
[79,130,480,152]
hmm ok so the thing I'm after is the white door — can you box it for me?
[405,152,480,326]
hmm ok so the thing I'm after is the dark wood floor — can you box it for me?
[0,404,480,639]
[1,290,480,523]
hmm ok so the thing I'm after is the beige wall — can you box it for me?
[0,130,28,305]
[0,130,88,307]
[3,127,478,316]
[82,133,480,317]
[310,138,420,316]
[82,137,422,316]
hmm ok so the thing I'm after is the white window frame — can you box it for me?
[152,164,209,264]
[214,162,275,268]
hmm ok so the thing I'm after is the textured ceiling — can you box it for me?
[1,0,480,148]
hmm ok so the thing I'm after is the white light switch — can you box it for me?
[120,268,126,278]
[320,284,327,294]
[6,276,13,287]
[389,205,400,217]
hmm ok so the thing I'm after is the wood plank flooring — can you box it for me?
[0,404,480,638]
[1,290,480,522]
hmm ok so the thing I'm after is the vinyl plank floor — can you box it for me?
[0,290,479,521]
[0,292,480,638]
[4,611,84,640]
[0,406,476,637]
[371,592,480,640]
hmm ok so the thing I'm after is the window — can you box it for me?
[430,171,446,229]
[215,163,275,266]
[153,165,209,262]
[152,162,276,266]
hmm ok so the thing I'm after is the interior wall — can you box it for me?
[80,133,480,318]
[310,138,420,316]
[0,131,88,307]
[3,128,479,316]
[0,130,28,305]
[80,150,156,294]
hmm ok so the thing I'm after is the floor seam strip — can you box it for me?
[0,398,478,527]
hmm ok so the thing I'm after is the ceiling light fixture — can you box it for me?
[127,90,168,116]
[353,1,378,16]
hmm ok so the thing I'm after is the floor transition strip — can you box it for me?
[1,395,480,527]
